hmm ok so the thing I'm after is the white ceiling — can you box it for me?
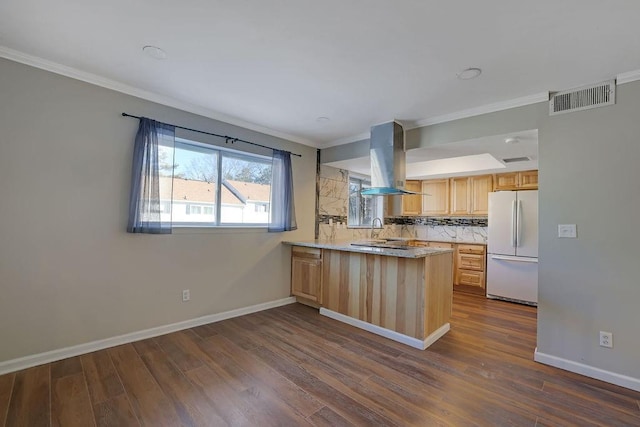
[1,1,640,147]
[326,130,539,179]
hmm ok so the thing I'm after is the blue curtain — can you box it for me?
[127,118,175,234]
[269,149,297,232]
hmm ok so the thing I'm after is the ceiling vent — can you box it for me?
[502,156,530,164]
[549,80,616,116]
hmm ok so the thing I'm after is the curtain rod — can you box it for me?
[121,113,302,158]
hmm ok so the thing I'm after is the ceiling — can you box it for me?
[326,130,539,179]
[1,1,640,147]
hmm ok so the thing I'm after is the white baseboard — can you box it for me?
[319,308,450,350]
[534,348,640,392]
[0,297,295,376]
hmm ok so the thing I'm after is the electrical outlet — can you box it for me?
[182,289,190,302]
[599,331,613,348]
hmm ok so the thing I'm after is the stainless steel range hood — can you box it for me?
[361,121,417,196]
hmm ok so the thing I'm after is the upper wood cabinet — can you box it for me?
[518,170,539,189]
[494,172,518,190]
[449,175,493,216]
[387,180,422,216]
[470,175,493,215]
[402,180,422,215]
[494,170,538,190]
[449,177,470,216]
[422,179,450,216]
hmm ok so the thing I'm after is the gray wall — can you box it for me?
[537,82,640,378]
[0,58,317,363]
[321,84,640,382]
[320,103,544,163]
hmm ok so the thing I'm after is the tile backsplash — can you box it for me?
[318,165,349,217]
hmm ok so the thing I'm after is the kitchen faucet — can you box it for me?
[371,217,383,239]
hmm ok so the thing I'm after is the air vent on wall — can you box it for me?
[549,79,616,116]
[502,157,530,164]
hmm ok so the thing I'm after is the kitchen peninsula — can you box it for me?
[285,240,454,350]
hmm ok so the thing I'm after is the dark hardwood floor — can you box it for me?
[1,293,639,426]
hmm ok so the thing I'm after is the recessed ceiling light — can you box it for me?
[316,116,330,123]
[142,45,167,60]
[504,137,520,144]
[457,67,482,80]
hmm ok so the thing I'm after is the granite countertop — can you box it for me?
[283,240,454,259]
[353,236,486,246]
[415,238,487,246]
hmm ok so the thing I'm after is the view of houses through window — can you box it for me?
[158,140,272,226]
[348,175,382,227]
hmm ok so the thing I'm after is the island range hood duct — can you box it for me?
[361,121,417,196]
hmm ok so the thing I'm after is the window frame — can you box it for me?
[348,174,383,228]
[162,138,273,229]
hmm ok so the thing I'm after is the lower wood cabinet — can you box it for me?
[454,244,487,295]
[291,246,322,304]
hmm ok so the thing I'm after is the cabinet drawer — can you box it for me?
[292,246,322,259]
[428,242,454,249]
[456,253,484,271]
[456,269,485,288]
[457,244,486,255]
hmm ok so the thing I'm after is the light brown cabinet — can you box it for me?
[422,179,450,216]
[408,240,486,294]
[427,242,454,249]
[454,244,486,295]
[402,180,422,215]
[291,246,322,305]
[469,175,493,215]
[449,175,493,216]
[494,170,538,190]
[518,170,539,189]
[449,177,470,216]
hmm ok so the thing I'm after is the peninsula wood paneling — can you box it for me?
[424,253,454,336]
[322,250,452,340]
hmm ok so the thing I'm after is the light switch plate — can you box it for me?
[558,224,577,238]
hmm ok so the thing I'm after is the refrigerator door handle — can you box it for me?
[490,255,538,263]
[511,200,517,247]
[516,200,523,247]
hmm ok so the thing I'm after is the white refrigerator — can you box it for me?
[487,190,538,305]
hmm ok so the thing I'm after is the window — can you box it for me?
[254,203,268,213]
[158,139,272,226]
[160,201,171,213]
[348,175,382,227]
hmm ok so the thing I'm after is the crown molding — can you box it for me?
[411,92,549,129]
[616,69,640,85]
[0,46,319,148]
[325,92,549,147]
